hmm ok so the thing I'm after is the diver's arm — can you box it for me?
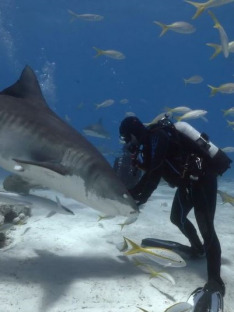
[129,129,169,204]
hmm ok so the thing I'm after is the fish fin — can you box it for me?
[164,106,172,112]
[221,109,228,116]
[207,85,218,97]
[93,47,104,57]
[184,1,205,19]
[124,237,142,255]
[153,21,169,37]
[12,158,69,175]
[67,9,78,22]
[0,66,48,109]
[55,196,74,215]
[206,43,222,59]
[183,78,188,85]
[46,211,56,218]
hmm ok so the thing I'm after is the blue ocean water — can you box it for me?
[0,0,233,176]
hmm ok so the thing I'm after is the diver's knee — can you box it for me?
[170,214,180,226]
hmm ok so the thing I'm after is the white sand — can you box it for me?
[0,178,234,312]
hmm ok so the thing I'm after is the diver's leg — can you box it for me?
[170,186,203,253]
[191,172,224,295]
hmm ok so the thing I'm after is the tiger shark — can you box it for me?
[0,66,139,218]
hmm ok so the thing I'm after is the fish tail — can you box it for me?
[93,46,104,57]
[183,78,188,85]
[67,9,77,22]
[227,120,233,127]
[184,1,205,19]
[124,237,142,255]
[206,43,222,59]
[145,264,159,279]
[207,84,218,96]
[153,21,169,37]
[222,109,228,116]
[164,106,172,112]
[208,10,221,29]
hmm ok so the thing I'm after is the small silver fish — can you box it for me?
[206,41,234,59]
[93,47,126,60]
[176,109,207,121]
[208,11,229,58]
[95,99,114,109]
[183,75,204,85]
[68,9,104,22]
[185,0,234,19]
[154,21,196,37]
[221,146,234,153]
[208,83,234,96]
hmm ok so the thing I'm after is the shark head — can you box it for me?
[0,66,139,219]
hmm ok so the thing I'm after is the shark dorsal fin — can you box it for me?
[0,65,48,108]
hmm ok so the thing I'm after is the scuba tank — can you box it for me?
[174,121,232,176]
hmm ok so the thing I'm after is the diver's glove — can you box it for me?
[128,189,149,206]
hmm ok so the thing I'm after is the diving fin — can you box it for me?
[187,284,224,312]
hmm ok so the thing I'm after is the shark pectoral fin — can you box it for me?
[12,159,69,175]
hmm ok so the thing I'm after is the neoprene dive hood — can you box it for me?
[119,116,148,143]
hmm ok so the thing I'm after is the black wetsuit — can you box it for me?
[129,126,222,286]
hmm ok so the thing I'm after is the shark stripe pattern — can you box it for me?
[0,66,139,217]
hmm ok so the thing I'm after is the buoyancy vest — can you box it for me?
[147,117,232,176]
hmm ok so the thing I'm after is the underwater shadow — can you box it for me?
[0,249,141,311]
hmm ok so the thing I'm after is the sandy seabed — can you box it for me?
[0,178,233,312]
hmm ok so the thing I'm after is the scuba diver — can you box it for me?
[119,115,232,298]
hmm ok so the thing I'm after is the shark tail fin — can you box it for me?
[206,43,222,59]
[153,21,169,37]
[207,84,218,97]
[184,1,205,19]
[124,237,143,255]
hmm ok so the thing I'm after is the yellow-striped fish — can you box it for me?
[226,120,234,127]
[206,41,234,59]
[208,11,229,58]
[93,47,125,60]
[217,190,234,206]
[208,83,234,96]
[183,75,204,85]
[176,109,207,121]
[164,302,193,312]
[185,0,234,19]
[124,237,186,267]
[222,107,234,116]
[153,21,196,37]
